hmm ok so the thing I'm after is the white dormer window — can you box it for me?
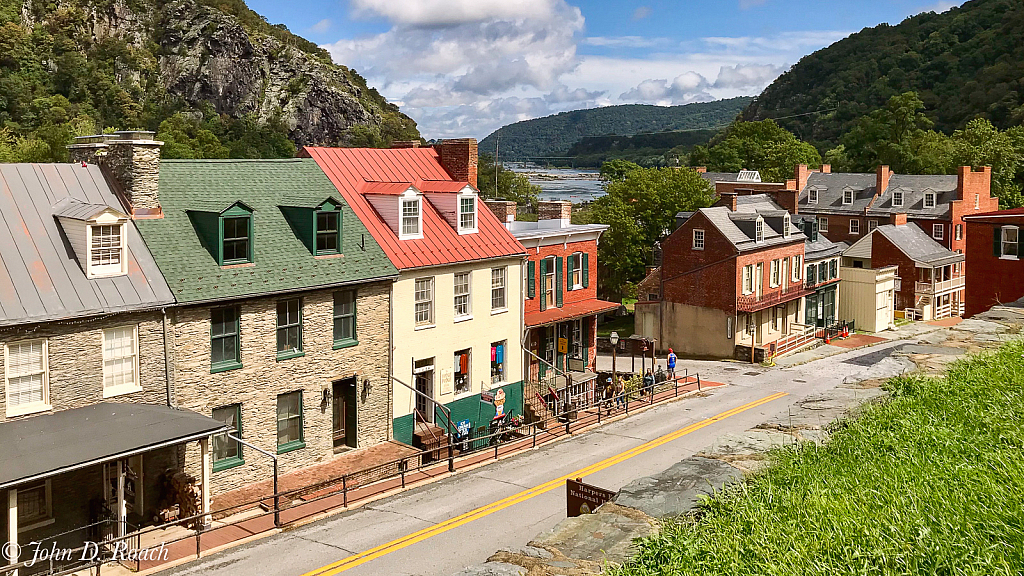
[400,193,422,240]
[88,223,127,277]
[458,192,478,234]
[842,188,854,205]
[924,191,936,208]
[892,190,904,207]
[755,217,764,243]
[783,214,791,238]
[808,188,818,204]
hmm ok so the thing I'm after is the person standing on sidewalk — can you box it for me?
[667,348,677,380]
[643,369,655,397]
[614,377,626,410]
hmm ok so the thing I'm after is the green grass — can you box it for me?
[598,314,635,339]
[614,340,1024,576]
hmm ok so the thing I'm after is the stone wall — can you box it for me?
[0,311,170,422]
[175,281,392,497]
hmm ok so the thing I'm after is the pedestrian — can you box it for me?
[643,369,655,397]
[667,348,677,380]
[603,377,615,415]
[614,377,626,410]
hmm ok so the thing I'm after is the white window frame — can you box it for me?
[818,217,828,233]
[457,191,478,234]
[87,222,127,278]
[742,264,754,295]
[892,190,904,208]
[808,188,818,204]
[16,479,54,532]
[399,192,423,240]
[850,219,860,235]
[932,224,944,240]
[454,271,472,320]
[868,219,878,232]
[975,194,980,210]
[692,229,705,250]
[955,224,963,241]
[569,252,583,289]
[491,267,507,312]
[755,217,764,243]
[414,277,434,327]
[544,257,555,306]
[102,325,141,397]
[4,338,50,417]
[842,188,854,205]
[453,348,472,395]
[791,255,802,282]
[769,259,780,288]
[924,191,936,209]
[783,214,791,238]
[1001,226,1019,259]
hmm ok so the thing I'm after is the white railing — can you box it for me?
[770,323,817,358]
[915,276,965,295]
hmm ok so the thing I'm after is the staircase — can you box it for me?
[524,390,553,429]
[412,418,449,462]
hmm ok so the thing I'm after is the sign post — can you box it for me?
[566,477,615,517]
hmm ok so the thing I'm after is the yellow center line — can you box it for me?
[301,391,788,576]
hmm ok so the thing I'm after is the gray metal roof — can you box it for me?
[798,172,958,219]
[51,197,122,221]
[798,172,877,215]
[697,194,802,252]
[0,163,174,326]
[792,214,844,262]
[865,174,958,218]
[699,172,742,184]
[875,223,964,266]
[0,403,226,489]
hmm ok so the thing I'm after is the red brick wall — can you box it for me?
[715,182,786,196]
[433,138,478,187]
[637,266,662,301]
[816,214,870,245]
[735,242,805,301]
[524,239,599,315]
[965,216,1024,317]
[871,231,920,311]
[661,212,738,312]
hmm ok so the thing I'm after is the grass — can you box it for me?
[613,340,1024,576]
[598,313,635,339]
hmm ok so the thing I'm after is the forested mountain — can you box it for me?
[742,0,1024,149]
[563,129,719,168]
[480,97,750,160]
[0,0,419,161]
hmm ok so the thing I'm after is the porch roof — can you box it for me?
[0,403,226,489]
[525,298,621,327]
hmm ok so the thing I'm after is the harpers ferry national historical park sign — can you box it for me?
[566,478,615,517]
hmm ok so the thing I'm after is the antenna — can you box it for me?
[495,133,500,197]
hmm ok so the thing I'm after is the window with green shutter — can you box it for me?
[527,260,536,299]
[555,257,563,308]
[582,252,590,288]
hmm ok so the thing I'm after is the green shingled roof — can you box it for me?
[136,159,397,304]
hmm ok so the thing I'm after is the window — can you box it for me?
[806,264,816,285]
[742,264,754,295]
[4,339,48,416]
[544,257,556,306]
[401,197,421,239]
[808,188,818,204]
[571,318,584,359]
[819,262,828,283]
[491,267,507,311]
[755,217,764,243]
[772,306,782,331]
[458,196,477,233]
[454,348,471,394]
[490,341,506,384]
[868,219,878,232]
[818,217,828,233]
[210,307,241,372]
[16,480,52,531]
[955,224,963,241]
[792,255,802,281]
[924,192,936,208]
[850,219,860,235]
[1000,226,1019,258]
[769,259,781,288]
[783,214,791,238]
[843,188,854,205]
[276,391,304,453]
[692,229,705,250]
[568,253,583,289]
[102,326,138,396]
[454,271,472,319]
[975,194,980,209]
[830,259,837,279]
[89,224,124,277]
[333,290,357,347]
[221,216,251,265]
[315,210,340,255]
[932,224,944,240]
[276,299,303,359]
[212,404,243,471]
[892,190,904,207]
[414,277,434,326]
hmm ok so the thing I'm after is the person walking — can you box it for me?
[614,377,626,410]
[667,348,677,380]
[643,368,655,397]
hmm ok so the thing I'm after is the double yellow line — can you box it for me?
[302,391,787,576]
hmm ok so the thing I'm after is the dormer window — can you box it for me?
[400,193,422,240]
[458,192,478,234]
[315,200,341,256]
[892,190,904,207]
[924,191,936,208]
[755,217,764,243]
[88,223,126,277]
[842,188,854,205]
[808,188,818,204]
[221,213,252,265]
[783,214,791,238]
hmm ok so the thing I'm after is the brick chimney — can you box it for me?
[876,165,892,196]
[68,131,164,219]
[433,138,478,188]
[820,164,831,174]
[392,140,421,148]
[794,164,811,191]
[485,200,517,228]
[956,165,991,202]
[890,212,907,226]
[771,187,799,215]
[715,191,738,212]
[537,200,572,225]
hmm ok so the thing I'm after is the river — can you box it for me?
[507,166,606,204]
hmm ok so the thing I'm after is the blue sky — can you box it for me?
[247,0,962,140]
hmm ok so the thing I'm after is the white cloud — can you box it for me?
[348,0,558,26]
[619,72,713,105]
[713,63,785,89]
[309,19,331,34]
[632,6,651,20]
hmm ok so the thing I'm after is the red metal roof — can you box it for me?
[963,207,1024,218]
[304,147,526,270]
[525,298,621,327]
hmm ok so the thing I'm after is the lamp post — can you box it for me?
[609,331,619,410]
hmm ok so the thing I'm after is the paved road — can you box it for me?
[165,341,912,576]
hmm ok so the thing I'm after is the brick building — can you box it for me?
[843,219,964,320]
[0,155,223,570]
[635,194,810,359]
[792,215,844,327]
[491,200,618,413]
[963,208,1024,317]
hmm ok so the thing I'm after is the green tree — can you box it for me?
[689,120,821,182]
[948,118,1023,208]
[840,92,934,173]
[590,167,715,297]
[477,153,541,209]
[156,113,229,159]
[599,159,642,182]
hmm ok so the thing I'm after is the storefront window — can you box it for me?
[454,348,471,394]
[491,341,506,384]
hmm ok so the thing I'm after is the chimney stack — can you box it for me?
[794,164,811,191]
[716,191,738,212]
[876,165,892,196]
[956,165,991,202]
[433,138,478,188]
[392,140,421,148]
[485,199,517,228]
[820,164,831,174]
[537,200,572,225]
[890,212,907,226]
[68,131,164,219]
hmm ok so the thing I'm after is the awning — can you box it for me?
[0,403,227,489]
[526,298,621,328]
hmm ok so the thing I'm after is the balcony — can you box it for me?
[737,283,813,312]
[914,276,964,296]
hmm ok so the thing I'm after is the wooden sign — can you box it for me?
[566,478,615,517]
[558,337,568,354]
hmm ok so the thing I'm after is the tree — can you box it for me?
[840,92,933,173]
[948,118,1024,208]
[589,167,715,297]
[477,153,540,209]
[599,159,642,182]
[689,120,821,182]
[157,113,229,159]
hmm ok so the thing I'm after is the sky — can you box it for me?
[246,0,963,141]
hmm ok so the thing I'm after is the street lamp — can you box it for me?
[609,331,619,412]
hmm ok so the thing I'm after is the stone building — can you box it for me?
[0,158,224,575]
